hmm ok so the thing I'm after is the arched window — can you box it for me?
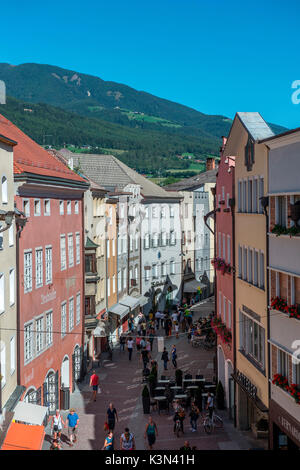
[1,176,8,204]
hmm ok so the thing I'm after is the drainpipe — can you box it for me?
[232,180,237,428]
[264,196,271,449]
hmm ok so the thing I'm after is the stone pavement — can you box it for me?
[42,297,267,450]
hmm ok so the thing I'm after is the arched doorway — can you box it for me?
[72,345,82,392]
[43,370,59,415]
[226,360,234,419]
[61,355,70,388]
[24,386,41,405]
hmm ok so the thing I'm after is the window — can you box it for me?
[218,232,221,258]
[223,296,226,324]
[227,235,231,264]
[162,232,167,246]
[152,206,158,218]
[34,199,41,216]
[152,233,159,248]
[152,264,158,279]
[10,336,15,374]
[134,266,138,282]
[161,262,167,277]
[76,293,81,325]
[135,234,139,250]
[253,179,258,213]
[129,235,133,252]
[24,251,33,293]
[85,254,96,273]
[145,268,150,281]
[59,200,64,215]
[219,292,222,316]
[222,234,226,260]
[35,248,43,288]
[161,206,166,218]
[170,231,176,246]
[8,224,14,247]
[259,177,264,214]
[107,238,110,258]
[68,234,74,267]
[238,245,242,278]
[228,301,232,329]
[0,273,4,313]
[144,233,150,249]
[46,311,53,346]
[170,260,175,275]
[45,247,52,284]
[69,297,74,331]
[60,235,66,271]
[185,203,189,218]
[254,251,258,286]
[61,302,67,338]
[259,252,265,289]
[239,311,265,369]
[145,206,149,218]
[36,317,43,355]
[44,199,50,216]
[23,199,30,217]
[123,267,127,290]
[278,349,288,377]
[293,360,300,385]
[248,179,253,213]
[9,268,15,305]
[24,322,33,363]
[243,247,247,281]
[170,206,174,218]
[74,201,79,214]
[248,249,253,284]
[243,181,247,212]
[0,343,5,387]
[291,276,295,305]
[112,275,116,293]
[67,201,71,214]
[276,196,287,227]
[118,271,121,292]
[76,233,80,265]
[1,176,8,204]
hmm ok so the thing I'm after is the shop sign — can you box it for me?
[278,415,300,445]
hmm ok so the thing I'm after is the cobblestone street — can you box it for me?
[42,298,267,450]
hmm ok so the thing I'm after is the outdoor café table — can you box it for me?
[155,386,165,391]
[158,379,170,384]
[154,396,168,414]
[186,385,199,390]
[170,386,181,390]
[204,385,216,391]
[174,394,188,399]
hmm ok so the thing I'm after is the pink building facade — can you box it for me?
[214,137,235,418]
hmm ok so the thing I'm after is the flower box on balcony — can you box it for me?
[211,257,232,275]
[272,374,300,405]
[270,297,300,320]
[211,316,232,345]
[271,224,300,237]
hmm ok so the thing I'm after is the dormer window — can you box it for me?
[245,136,255,171]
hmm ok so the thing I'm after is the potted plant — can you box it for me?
[252,417,269,439]
[142,385,151,414]
[216,381,225,410]
[175,369,183,386]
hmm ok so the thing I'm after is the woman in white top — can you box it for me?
[127,337,134,361]
[50,409,65,440]
[120,428,135,450]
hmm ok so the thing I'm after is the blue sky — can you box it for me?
[1,0,300,128]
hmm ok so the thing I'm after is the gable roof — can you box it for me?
[0,114,87,186]
[164,169,217,191]
[64,152,181,200]
[236,112,274,141]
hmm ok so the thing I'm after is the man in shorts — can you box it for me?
[66,408,79,446]
[90,369,100,402]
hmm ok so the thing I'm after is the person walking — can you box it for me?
[174,321,179,339]
[50,409,65,442]
[189,403,199,432]
[102,431,114,450]
[66,408,79,446]
[127,336,134,361]
[206,392,214,419]
[141,347,150,370]
[107,403,118,432]
[120,428,136,450]
[144,416,158,450]
[161,347,169,371]
[119,334,126,352]
[171,345,177,369]
[149,329,155,352]
[90,370,100,402]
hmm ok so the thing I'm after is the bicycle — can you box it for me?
[201,410,223,434]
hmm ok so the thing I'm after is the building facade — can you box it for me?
[225,113,273,431]
[0,134,19,417]
[261,128,300,450]
[2,117,89,413]
[214,136,235,418]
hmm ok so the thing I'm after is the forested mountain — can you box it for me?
[0,63,287,173]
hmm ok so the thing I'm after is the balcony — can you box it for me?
[269,233,300,276]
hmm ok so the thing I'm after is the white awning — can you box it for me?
[108,303,130,319]
[119,295,140,310]
[93,323,107,337]
[183,279,207,293]
[13,401,48,426]
[138,295,149,307]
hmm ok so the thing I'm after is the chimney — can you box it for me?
[206,157,215,171]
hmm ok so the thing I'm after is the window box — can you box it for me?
[272,373,300,405]
[270,296,300,320]
[211,316,232,345]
